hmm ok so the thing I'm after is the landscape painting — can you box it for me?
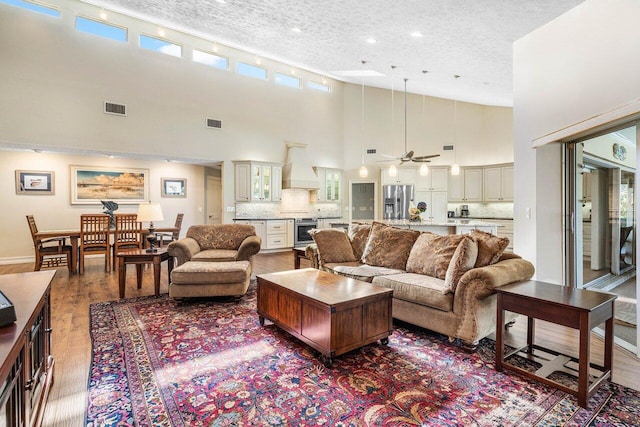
[70,165,149,204]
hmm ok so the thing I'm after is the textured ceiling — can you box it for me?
[83,0,583,106]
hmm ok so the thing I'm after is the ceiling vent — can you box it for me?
[206,118,222,129]
[366,148,377,154]
[443,145,454,151]
[104,101,126,116]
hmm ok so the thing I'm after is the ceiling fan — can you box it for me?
[379,77,440,165]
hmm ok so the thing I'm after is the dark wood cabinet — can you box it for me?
[0,271,55,427]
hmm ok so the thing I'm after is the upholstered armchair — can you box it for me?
[167,224,262,267]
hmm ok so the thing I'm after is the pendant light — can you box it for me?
[388,66,398,177]
[451,100,460,176]
[419,70,429,176]
[359,61,368,178]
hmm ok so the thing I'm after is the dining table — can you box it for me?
[34,227,179,274]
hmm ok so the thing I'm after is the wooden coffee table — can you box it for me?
[117,248,173,298]
[257,268,393,367]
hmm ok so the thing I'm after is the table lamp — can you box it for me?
[137,202,164,252]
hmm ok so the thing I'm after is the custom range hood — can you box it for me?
[282,142,319,189]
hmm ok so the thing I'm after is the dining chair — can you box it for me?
[79,214,111,274]
[26,215,73,273]
[157,213,184,247]
[112,213,143,270]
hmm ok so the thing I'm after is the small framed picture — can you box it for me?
[161,178,187,198]
[15,170,55,195]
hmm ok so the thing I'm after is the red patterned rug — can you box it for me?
[86,284,640,426]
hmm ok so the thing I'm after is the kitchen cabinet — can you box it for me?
[266,220,288,249]
[233,161,283,202]
[483,164,513,202]
[414,190,448,222]
[381,167,416,185]
[314,167,342,202]
[491,219,514,251]
[416,167,448,191]
[448,168,483,202]
[286,219,294,247]
[234,219,295,251]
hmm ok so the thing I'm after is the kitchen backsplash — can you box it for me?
[235,202,341,219]
[446,203,514,219]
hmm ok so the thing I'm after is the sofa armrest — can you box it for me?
[457,257,535,298]
[167,237,201,266]
[236,235,262,261]
[304,243,320,269]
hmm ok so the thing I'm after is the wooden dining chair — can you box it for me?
[157,213,184,247]
[112,213,143,270]
[79,214,111,274]
[26,215,73,273]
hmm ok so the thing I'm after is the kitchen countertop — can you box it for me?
[359,219,503,227]
[450,216,513,220]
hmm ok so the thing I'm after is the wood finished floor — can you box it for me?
[1,252,638,426]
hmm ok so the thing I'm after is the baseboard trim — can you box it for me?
[0,256,33,265]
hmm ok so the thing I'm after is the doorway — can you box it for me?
[205,166,223,225]
[350,182,376,221]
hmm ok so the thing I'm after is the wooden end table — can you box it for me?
[257,268,393,367]
[117,247,173,298]
[495,280,617,409]
[293,246,308,269]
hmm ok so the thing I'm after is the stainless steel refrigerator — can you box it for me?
[383,184,414,220]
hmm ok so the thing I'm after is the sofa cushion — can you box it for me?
[406,233,465,279]
[186,224,256,250]
[309,228,356,264]
[191,249,238,262]
[443,236,478,294]
[323,262,404,283]
[372,273,453,312]
[171,261,250,285]
[361,222,420,270]
[470,229,509,267]
[348,223,372,260]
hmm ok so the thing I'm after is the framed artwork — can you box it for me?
[70,165,149,204]
[15,170,55,195]
[161,177,187,198]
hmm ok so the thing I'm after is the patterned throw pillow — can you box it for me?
[309,228,356,264]
[469,229,509,267]
[361,222,420,270]
[406,233,466,279]
[348,223,372,260]
[443,236,479,294]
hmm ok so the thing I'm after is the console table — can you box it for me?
[0,270,55,427]
[495,280,616,409]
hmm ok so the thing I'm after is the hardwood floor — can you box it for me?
[1,252,638,426]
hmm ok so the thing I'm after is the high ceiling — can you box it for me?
[86,0,583,106]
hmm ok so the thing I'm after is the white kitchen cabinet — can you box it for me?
[286,219,294,247]
[314,167,342,202]
[416,167,448,191]
[414,190,448,222]
[233,161,283,202]
[448,168,483,202]
[381,167,416,185]
[266,220,287,249]
[491,219,514,251]
[483,164,513,202]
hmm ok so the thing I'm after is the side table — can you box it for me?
[495,280,617,409]
[117,248,173,298]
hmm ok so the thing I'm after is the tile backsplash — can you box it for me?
[235,202,341,219]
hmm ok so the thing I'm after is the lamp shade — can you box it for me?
[137,202,164,223]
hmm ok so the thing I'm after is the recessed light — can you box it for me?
[255,55,261,65]
[291,27,301,33]
[366,38,376,44]
[411,31,423,38]
[158,28,166,37]
[99,10,108,20]
[216,0,226,4]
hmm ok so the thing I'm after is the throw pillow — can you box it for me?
[308,228,357,264]
[443,236,479,294]
[470,229,509,267]
[406,233,466,279]
[348,223,372,260]
[361,222,420,270]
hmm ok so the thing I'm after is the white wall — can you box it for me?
[0,150,205,261]
[513,0,640,283]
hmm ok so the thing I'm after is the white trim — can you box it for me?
[0,256,34,265]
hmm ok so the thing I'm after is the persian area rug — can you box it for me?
[86,285,640,426]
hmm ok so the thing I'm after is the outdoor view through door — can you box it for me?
[565,124,638,354]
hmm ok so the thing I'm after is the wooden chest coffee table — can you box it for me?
[257,268,393,367]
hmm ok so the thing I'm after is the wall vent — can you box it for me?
[443,145,454,151]
[206,118,222,129]
[366,148,377,154]
[104,101,127,116]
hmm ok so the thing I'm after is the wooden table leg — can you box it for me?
[118,256,126,298]
[136,264,143,289]
[153,257,161,295]
[495,293,504,371]
[70,236,79,274]
[295,251,301,269]
[578,312,590,408]
[527,316,535,353]
[604,313,614,374]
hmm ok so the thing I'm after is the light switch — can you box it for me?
[526,207,531,219]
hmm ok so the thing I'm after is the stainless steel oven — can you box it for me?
[294,218,318,247]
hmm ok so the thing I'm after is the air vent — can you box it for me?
[443,145,454,151]
[366,148,377,154]
[206,118,222,129]
[104,101,126,116]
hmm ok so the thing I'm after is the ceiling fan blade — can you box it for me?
[402,150,414,159]
[412,154,441,160]
[410,159,432,163]
[379,153,399,159]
